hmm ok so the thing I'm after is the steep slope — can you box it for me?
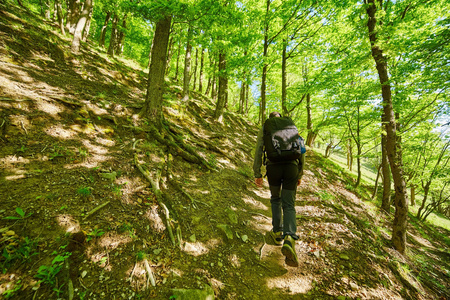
[0,4,449,300]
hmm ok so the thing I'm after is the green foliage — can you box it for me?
[1,236,38,272]
[77,186,92,197]
[35,252,71,286]
[86,228,105,242]
[1,280,22,299]
[4,207,32,220]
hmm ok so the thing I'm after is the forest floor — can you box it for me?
[0,4,449,300]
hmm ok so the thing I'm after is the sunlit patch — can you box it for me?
[228,253,241,268]
[44,124,77,139]
[97,232,132,250]
[36,100,64,116]
[266,273,313,294]
[296,205,327,218]
[95,137,115,147]
[183,241,210,256]
[56,214,80,233]
[249,215,271,234]
[242,195,268,210]
[82,140,109,154]
[145,205,166,232]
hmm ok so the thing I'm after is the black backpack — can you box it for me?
[263,117,305,163]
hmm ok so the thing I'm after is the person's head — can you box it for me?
[269,111,282,118]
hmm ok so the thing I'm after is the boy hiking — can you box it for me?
[253,111,305,267]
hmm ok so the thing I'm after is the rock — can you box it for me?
[171,285,215,300]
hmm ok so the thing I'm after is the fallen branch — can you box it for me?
[143,259,156,287]
[83,201,110,220]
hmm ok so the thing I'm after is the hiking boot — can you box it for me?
[281,235,299,267]
[268,231,283,246]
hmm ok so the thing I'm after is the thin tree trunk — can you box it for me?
[199,48,204,93]
[141,15,172,126]
[193,48,198,91]
[214,50,227,121]
[183,26,192,101]
[71,0,93,53]
[55,0,65,35]
[115,14,127,55]
[107,14,118,57]
[366,0,409,255]
[99,11,111,48]
[372,163,382,199]
[281,39,288,117]
[174,36,181,82]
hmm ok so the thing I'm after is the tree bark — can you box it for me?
[366,0,409,255]
[55,0,65,35]
[115,14,127,55]
[281,39,288,117]
[140,15,172,126]
[66,0,81,35]
[214,50,227,121]
[260,0,270,123]
[183,25,192,101]
[107,14,118,57]
[99,11,111,48]
[71,0,93,54]
[199,48,204,93]
[193,48,198,91]
[381,130,392,212]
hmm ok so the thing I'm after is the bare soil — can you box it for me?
[0,4,449,300]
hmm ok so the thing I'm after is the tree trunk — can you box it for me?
[306,93,316,147]
[381,126,391,212]
[55,0,65,35]
[347,139,353,171]
[99,11,111,48]
[66,0,81,35]
[107,14,118,57]
[183,26,192,101]
[214,50,227,122]
[260,0,270,123]
[193,48,198,91]
[366,0,408,255]
[199,48,204,93]
[71,0,93,54]
[281,39,288,117]
[372,163,382,199]
[115,14,127,55]
[140,15,172,126]
[82,4,93,42]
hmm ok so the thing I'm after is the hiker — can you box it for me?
[253,111,305,267]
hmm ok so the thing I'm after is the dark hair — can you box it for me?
[269,111,282,118]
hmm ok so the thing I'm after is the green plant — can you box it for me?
[86,228,105,242]
[4,207,32,220]
[77,186,92,197]
[2,280,22,299]
[17,145,28,153]
[35,252,71,285]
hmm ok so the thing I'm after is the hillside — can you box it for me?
[0,4,449,300]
